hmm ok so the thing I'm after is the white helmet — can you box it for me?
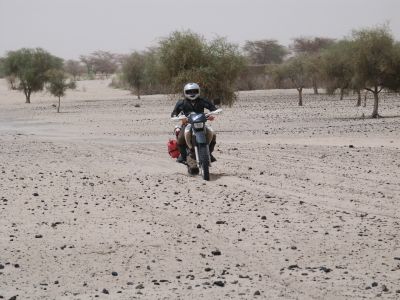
[184,83,200,101]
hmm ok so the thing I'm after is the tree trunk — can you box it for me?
[297,88,303,106]
[371,89,379,118]
[24,88,31,104]
[356,89,361,106]
[340,88,344,100]
[363,91,367,107]
[57,96,61,113]
[312,78,318,95]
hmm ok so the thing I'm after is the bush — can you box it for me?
[158,31,245,106]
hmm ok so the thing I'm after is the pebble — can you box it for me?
[382,285,389,292]
[319,266,332,273]
[213,281,225,287]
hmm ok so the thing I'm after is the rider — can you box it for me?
[171,82,218,163]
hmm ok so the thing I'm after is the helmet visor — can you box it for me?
[185,89,199,95]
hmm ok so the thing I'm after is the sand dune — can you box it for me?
[0,79,399,299]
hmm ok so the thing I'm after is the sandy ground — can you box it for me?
[0,79,399,299]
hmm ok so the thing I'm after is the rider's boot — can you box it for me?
[209,138,217,162]
[176,145,187,164]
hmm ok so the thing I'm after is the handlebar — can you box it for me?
[170,108,223,122]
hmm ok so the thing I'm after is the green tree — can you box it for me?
[291,37,335,94]
[351,26,400,118]
[122,51,146,99]
[158,30,245,106]
[320,40,357,101]
[243,39,288,65]
[271,55,310,106]
[0,57,5,78]
[46,69,76,113]
[3,48,63,103]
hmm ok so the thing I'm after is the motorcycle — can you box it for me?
[171,108,222,181]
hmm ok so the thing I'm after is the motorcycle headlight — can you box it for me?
[193,123,204,129]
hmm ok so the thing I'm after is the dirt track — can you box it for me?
[1,80,399,299]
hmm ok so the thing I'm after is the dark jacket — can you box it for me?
[171,97,217,117]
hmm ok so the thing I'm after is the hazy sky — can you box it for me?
[1,0,399,59]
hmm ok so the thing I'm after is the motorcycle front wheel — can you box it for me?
[198,144,210,181]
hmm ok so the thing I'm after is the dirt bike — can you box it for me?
[171,108,222,181]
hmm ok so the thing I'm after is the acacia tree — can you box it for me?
[158,30,245,106]
[291,37,335,94]
[122,51,146,99]
[271,55,310,106]
[352,26,400,118]
[243,39,288,65]
[3,48,63,103]
[0,57,5,78]
[320,40,358,101]
[64,59,85,80]
[46,69,76,113]
[80,51,118,78]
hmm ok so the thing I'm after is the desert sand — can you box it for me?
[0,79,399,299]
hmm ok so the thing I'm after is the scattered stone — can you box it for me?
[112,271,118,276]
[211,250,221,256]
[136,284,144,289]
[196,224,202,229]
[33,193,39,197]
[102,288,109,294]
[319,266,332,273]
[261,216,266,220]
[213,281,225,287]
[14,264,19,268]
[216,221,226,224]
[35,234,43,239]
[288,265,299,270]
[127,282,134,286]
[382,285,389,292]
[291,246,297,250]
[254,290,261,296]
[0,264,4,269]
[372,282,378,287]
[9,296,17,300]
[349,145,354,148]
[394,257,400,260]
[205,267,212,272]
